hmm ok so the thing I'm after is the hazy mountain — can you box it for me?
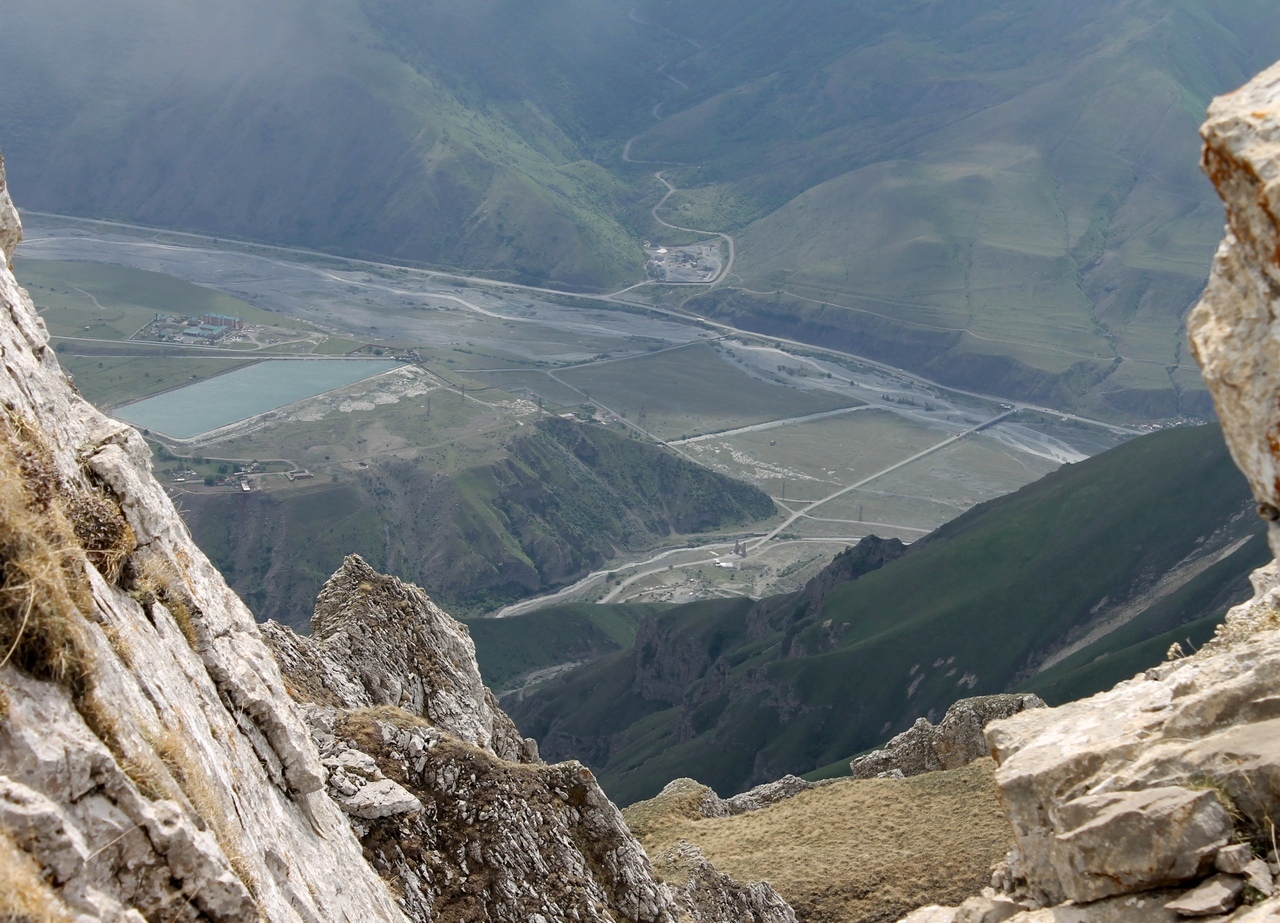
[4,1,1279,409]
[0,0,655,289]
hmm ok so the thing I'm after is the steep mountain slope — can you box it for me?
[630,0,1280,415]
[508,424,1266,804]
[0,0,654,289]
[181,416,775,624]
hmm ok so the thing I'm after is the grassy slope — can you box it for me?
[625,760,1012,923]
[633,0,1280,415]
[508,424,1264,804]
[464,602,663,692]
[182,417,776,627]
[0,0,650,290]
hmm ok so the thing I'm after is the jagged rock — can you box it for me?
[640,774,833,821]
[1217,844,1255,874]
[0,155,406,921]
[650,840,797,923]
[1189,59,1280,558]
[262,554,537,763]
[851,694,1045,779]
[1164,874,1246,917]
[268,557,787,922]
[1245,860,1276,897]
[307,704,682,922]
[983,621,1280,906]
[335,777,423,820]
[724,774,832,813]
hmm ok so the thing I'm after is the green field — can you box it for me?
[557,343,860,439]
[21,259,309,338]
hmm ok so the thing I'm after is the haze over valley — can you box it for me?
[2,0,1274,811]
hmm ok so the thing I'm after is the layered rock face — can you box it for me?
[896,61,1280,923]
[262,557,794,923]
[0,155,405,922]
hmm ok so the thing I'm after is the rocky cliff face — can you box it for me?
[0,154,405,922]
[0,157,787,922]
[262,555,795,923]
[849,694,1044,780]
[895,61,1280,923]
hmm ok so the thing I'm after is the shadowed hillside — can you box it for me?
[507,424,1267,804]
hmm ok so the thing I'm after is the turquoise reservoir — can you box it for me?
[114,359,400,438]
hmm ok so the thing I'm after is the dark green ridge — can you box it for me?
[184,417,774,627]
[507,424,1263,805]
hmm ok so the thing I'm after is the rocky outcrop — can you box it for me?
[261,554,536,763]
[264,557,796,923]
[0,154,405,921]
[892,61,1280,923]
[799,534,909,611]
[1189,60,1280,558]
[637,774,833,822]
[649,841,797,923]
[850,694,1045,780]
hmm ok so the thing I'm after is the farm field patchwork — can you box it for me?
[15,225,1134,619]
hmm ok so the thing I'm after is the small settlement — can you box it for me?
[146,312,246,345]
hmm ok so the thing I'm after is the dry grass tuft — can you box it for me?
[127,556,200,649]
[0,827,74,922]
[65,490,135,584]
[99,623,135,670]
[0,412,93,693]
[626,760,1014,923]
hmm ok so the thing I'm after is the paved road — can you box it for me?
[668,404,871,445]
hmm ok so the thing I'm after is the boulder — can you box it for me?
[1047,787,1230,903]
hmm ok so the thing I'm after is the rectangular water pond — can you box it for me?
[114,359,400,438]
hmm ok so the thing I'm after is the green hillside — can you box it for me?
[181,417,775,626]
[0,0,653,290]
[630,0,1280,416]
[506,424,1266,804]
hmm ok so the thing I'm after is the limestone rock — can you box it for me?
[268,557,781,922]
[262,554,537,763]
[1217,844,1255,875]
[306,704,683,922]
[954,893,1023,923]
[1164,874,1245,917]
[0,154,405,921]
[850,694,1045,779]
[1047,787,1230,903]
[640,773,832,821]
[1189,59,1280,557]
[650,840,797,923]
